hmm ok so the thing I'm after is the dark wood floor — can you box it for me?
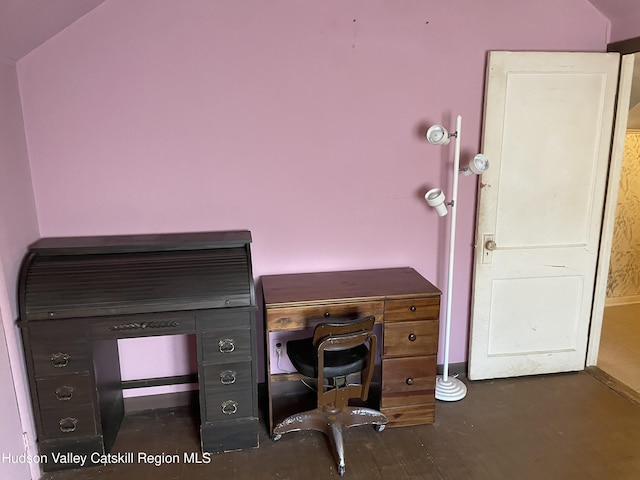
[42,371,640,480]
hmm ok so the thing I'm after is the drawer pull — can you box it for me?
[410,305,417,312]
[220,370,237,385]
[218,338,236,353]
[50,352,70,368]
[408,333,417,342]
[59,417,78,433]
[406,378,414,386]
[221,400,238,415]
[323,312,331,318]
[55,386,74,401]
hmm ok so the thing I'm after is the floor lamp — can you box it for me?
[424,115,489,401]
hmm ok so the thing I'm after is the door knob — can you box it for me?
[485,240,497,251]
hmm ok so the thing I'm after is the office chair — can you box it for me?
[272,315,388,476]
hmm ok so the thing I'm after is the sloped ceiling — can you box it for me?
[0,0,638,63]
[0,0,639,126]
[587,0,639,25]
[0,0,106,63]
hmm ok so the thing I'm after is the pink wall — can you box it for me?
[16,1,609,388]
[0,62,41,479]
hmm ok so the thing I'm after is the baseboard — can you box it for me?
[586,366,640,408]
[605,295,640,307]
[124,390,198,413]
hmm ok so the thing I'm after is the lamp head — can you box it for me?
[425,188,448,216]
[426,125,450,145]
[461,154,490,176]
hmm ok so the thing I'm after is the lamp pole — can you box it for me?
[435,114,467,401]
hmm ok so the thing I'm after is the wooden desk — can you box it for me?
[261,268,441,435]
[18,231,259,472]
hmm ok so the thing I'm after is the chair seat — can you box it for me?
[287,337,369,378]
[274,316,386,476]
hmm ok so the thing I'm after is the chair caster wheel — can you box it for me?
[272,434,282,442]
[374,424,386,433]
[338,464,345,476]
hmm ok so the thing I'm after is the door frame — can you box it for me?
[587,36,640,366]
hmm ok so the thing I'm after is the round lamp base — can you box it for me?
[434,375,467,402]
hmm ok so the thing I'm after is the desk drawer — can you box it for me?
[31,342,91,378]
[381,403,435,428]
[36,374,94,409]
[201,326,252,364]
[203,361,253,392]
[383,320,438,357]
[384,298,439,322]
[40,404,97,439]
[381,355,436,408]
[201,417,259,453]
[196,310,253,331]
[266,301,384,332]
[204,386,254,422]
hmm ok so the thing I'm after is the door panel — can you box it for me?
[469,51,620,380]
[488,276,583,355]
[496,72,610,248]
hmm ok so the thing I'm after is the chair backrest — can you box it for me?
[313,315,377,405]
[312,315,376,348]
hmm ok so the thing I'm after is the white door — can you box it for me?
[468,51,620,380]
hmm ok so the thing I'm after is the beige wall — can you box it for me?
[608,131,640,300]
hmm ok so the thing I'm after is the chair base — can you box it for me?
[272,406,388,476]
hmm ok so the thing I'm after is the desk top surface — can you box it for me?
[28,230,252,255]
[262,268,440,307]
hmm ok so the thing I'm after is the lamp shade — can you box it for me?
[425,188,448,216]
[426,125,450,145]
[462,154,490,175]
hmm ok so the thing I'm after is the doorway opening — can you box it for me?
[597,54,640,397]
[598,128,640,396]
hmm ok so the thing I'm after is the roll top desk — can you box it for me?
[18,231,258,472]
